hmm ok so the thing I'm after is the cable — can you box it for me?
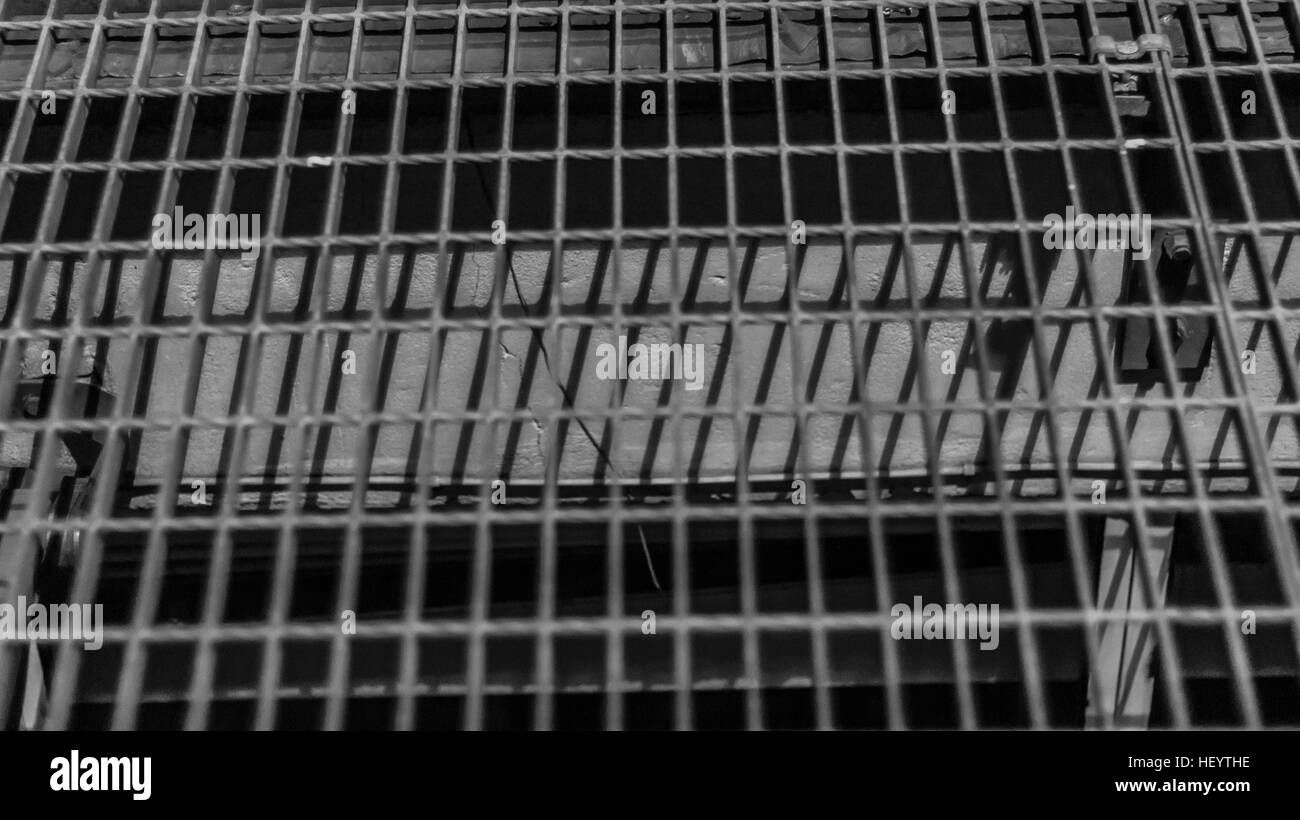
[462,115,661,590]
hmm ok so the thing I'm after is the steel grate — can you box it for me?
[0,0,1298,731]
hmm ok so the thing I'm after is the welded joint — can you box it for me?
[1089,34,1172,62]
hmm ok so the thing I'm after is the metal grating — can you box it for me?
[0,0,1298,730]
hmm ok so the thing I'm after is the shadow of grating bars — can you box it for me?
[0,0,1298,730]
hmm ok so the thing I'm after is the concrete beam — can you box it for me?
[1086,514,1174,729]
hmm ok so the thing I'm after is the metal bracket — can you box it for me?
[1110,70,1152,118]
[9,377,116,571]
[1117,228,1214,383]
[10,377,114,475]
[1090,33,1173,62]
[0,373,116,728]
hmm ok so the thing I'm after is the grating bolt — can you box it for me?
[1111,71,1139,94]
[1162,229,1192,261]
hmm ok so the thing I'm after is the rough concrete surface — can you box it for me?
[2,234,1297,497]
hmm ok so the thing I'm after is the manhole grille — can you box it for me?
[0,0,1298,730]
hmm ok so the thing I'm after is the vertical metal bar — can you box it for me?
[105,0,181,732]
[423,0,470,729]
[857,2,906,731]
[1026,0,1191,728]
[464,0,517,731]
[766,0,832,731]
[394,0,431,733]
[181,5,288,733]
[533,0,566,731]
[1113,0,1263,727]
[928,0,1048,729]
[254,2,327,732]
[662,1,693,733]
[322,0,374,734]
[45,0,181,731]
[1147,0,1300,717]
[604,0,628,734]
[974,0,1111,728]
[876,1,976,730]
[0,0,72,730]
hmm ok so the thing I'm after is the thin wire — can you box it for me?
[461,112,661,591]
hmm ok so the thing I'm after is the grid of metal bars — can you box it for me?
[0,0,1298,729]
